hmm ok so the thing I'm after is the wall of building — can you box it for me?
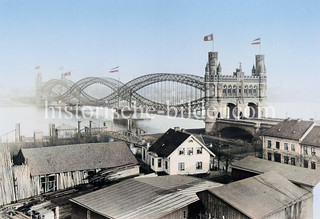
[158,206,188,219]
[71,203,108,219]
[263,136,320,170]
[168,136,211,175]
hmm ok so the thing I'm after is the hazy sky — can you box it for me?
[0,0,319,105]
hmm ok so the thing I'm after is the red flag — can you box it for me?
[252,38,260,45]
[109,66,119,73]
[35,66,40,70]
[204,34,213,41]
[64,71,71,76]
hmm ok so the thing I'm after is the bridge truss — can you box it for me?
[39,73,206,112]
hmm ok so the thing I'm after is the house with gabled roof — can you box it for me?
[13,141,139,200]
[262,118,315,167]
[142,128,215,175]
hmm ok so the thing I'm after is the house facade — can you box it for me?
[300,126,320,170]
[142,129,215,175]
[262,119,315,168]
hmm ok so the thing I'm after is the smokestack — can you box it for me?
[78,121,81,133]
[15,123,21,142]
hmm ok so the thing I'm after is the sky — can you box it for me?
[0,0,320,117]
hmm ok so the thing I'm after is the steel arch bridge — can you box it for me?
[38,73,206,112]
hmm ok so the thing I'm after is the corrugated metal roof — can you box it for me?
[301,126,320,147]
[232,156,320,187]
[262,119,314,140]
[70,175,222,219]
[21,142,138,176]
[205,172,312,219]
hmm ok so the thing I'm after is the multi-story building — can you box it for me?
[142,128,215,175]
[262,118,319,169]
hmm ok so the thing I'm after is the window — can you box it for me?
[152,157,154,166]
[291,158,296,166]
[158,159,162,168]
[196,162,203,170]
[187,147,193,155]
[311,162,316,170]
[284,143,288,151]
[304,160,308,168]
[267,153,272,161]
[291,144,295,152]
[197,147,202,154]
[311,148,316,156]
[267,140,272,148]
[276,141,280,149]
[40,174,57,193]
[165,161,168,169]
[179,148,185,155]
[303,146,308,155]
[284,156,289,164]
[178,162,185,171]
[188,139,193,143]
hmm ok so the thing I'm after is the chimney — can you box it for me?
[78,121,81,133]
[15,123,21,142]
[174,127,180,131]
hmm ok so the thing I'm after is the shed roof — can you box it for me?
[232,156,320,187]
[262,119,314,140]
[148,128,191,157]
[301,126,320,147]
[204,172,312,219]
[70,175,222,219]
[21,142,138,176]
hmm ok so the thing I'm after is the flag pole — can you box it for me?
[259,37,261,55]
[212,34,214,52]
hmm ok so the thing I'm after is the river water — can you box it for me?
[0,106,204,142]
[0,100,319,142]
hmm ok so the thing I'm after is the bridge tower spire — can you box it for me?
[205,51,218,133]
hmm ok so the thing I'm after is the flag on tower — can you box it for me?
[64,71,71,76]
[251,38,261,45]
[35,66,40,70]
[204,34,213,41]
[109,66,119,73]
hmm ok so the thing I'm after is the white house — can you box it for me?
[142,128,215,175]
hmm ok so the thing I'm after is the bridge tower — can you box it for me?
[204,52,219,133]
[204,51,267,134]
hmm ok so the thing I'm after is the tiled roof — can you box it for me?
[148,129,190,157]
[301,126,320,147]
[21,142,138,176]
[204,172,312,219]
[70,175,222,219]
[262,119,314,140]
[232,156,320,187]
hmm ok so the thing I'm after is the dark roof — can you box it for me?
[204,172,311,219]
[21,142,138,176]
[148,128,191,157]
[262,119,314,140]
[232,156,320,187]
[301,126,320,147]
[71,175,222,219]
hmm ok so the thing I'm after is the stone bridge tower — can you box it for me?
[204,51,267,133]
